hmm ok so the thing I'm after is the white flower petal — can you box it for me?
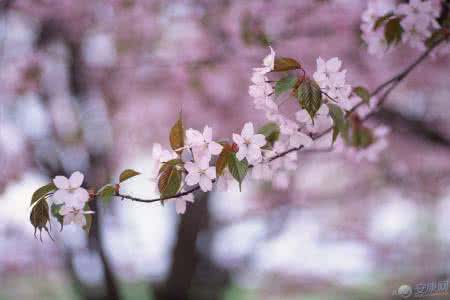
[52,189,70,205]
[199,175,212,192]
[69,171,84,188]
[205,166,216,180]
[191,146,209,162]
[184,161,198,173]
[236,146,247,161]
[326,57,342,72]
[232,133,244,145]
[208,141,223,156]
[183,193,194,203]
[175,199,186,214]
[59,205,72,216]
[185,172,200,186]
[186,129,204,146]
[250,134,266,147]
[263,46,275,70]
[296,110,311,123]
[247,144,262,161]
[198,157,211,170]
[241,122,254,139]
[53,176,70,190]
[73,187,90,205]
[203,126,212,142]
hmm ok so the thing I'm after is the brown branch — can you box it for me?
[115,37,446,204]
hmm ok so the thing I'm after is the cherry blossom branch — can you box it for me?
[316,37,446,140]
[115,37,445,204]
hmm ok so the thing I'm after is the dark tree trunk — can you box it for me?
[154,192,230,300]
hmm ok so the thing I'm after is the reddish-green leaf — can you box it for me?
[384,17,403,45]
[216,144,233,176]
[297,79,323,119]
[158,164,182,199]
[273,57,302,72]
[353,86,371,104]
[170,115,184,154]
[119,169,141,183]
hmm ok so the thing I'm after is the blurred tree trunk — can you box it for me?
[154,192,230,300]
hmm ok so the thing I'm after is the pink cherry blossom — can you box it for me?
[52,171,89,209]
[185,126,223,160]
[184,158,216,192]
[59,205,94,227]
[232,122,266,163]
[174,191,194,215]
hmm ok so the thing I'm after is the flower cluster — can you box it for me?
[145,121,267,215]
[52,171,94,227]
[232,122,266,164]
[313,57,352,110]
[247,48,388,189]
[361,0,396,57]
[396,0,440,50]
[248,47,278,119]
[361,0,442,56]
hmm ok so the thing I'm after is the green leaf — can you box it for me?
[31,182,56,207]
[258,122,280,146]
[327,103,348,144]
[273,57,302,72]
[161,159,183,168]
[384,17,403,45]
[30,182,57,240]
[275,75,298,96]
[170,115,184,154]
[351,126,375,149]
[297,79,322,119]
[30,195,51,241]
[51,203,64,231]
[353,86,371,104]
[98,184,116,204]
[82,203,93,234]
[373,13,394,31]
[158,164,182,199]
[228,154,248,191]
[119,169,141,183]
